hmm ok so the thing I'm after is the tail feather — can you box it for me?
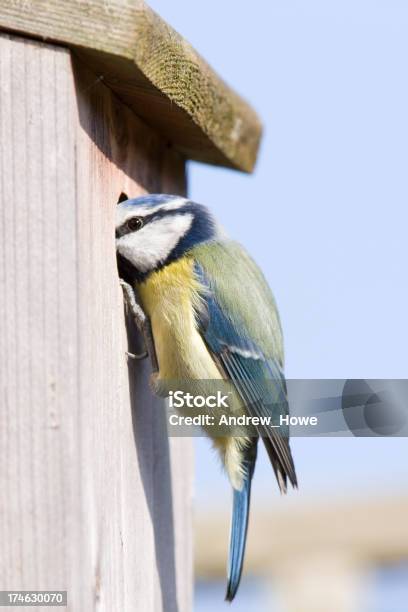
[225,467,254,602]
[263,436,297,493]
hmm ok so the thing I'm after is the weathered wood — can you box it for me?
[0,0,262,172]
[0,33,192,611]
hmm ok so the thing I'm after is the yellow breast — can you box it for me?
[137,258,222,382]
[138,259,249,488]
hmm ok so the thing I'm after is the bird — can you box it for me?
[115,194,297,601]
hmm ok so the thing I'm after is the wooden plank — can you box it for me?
[0,0,262,172]
[0,33,192,611]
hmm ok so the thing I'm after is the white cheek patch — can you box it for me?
[115,197,189,228]
[116,213,194,272]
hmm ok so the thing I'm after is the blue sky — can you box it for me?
[146,1,408,506]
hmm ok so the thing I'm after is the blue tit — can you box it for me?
[115,194,297,601]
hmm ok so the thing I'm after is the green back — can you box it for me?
[192,240,284,365]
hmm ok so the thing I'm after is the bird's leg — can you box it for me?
[119,279,159,373]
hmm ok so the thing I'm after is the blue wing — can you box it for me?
[194,261,297,490]
[193,258,297,601]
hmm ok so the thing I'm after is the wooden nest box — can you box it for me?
[0,1,261,610]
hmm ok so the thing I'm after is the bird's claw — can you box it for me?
[126,350,148,361]
[120,279,146,331]
[119,278,159,374]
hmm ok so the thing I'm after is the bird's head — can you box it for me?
[115,194,218,279]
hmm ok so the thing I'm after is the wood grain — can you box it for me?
[0,33,192,611]
[0,0,262,172]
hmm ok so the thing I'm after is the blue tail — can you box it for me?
[225,462,255,602]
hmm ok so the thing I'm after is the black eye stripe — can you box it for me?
[116,216,145,238]
[116,208,193,239]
